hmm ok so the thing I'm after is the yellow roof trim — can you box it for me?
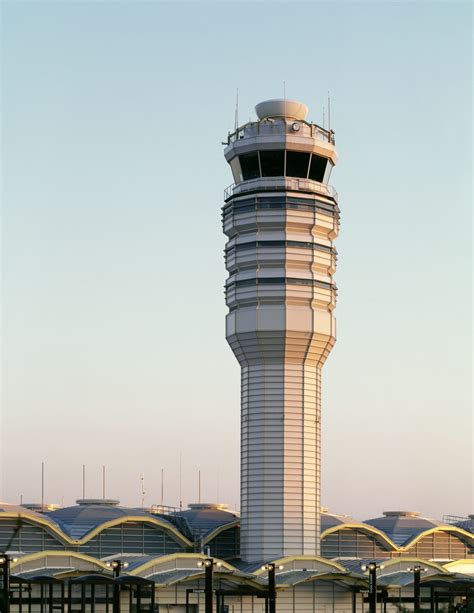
[444,559,474,570]
[202,520,240,545]
[370,557,448,574]
[254,555,345,576]
[129,552,236,576]
[0,512,192,548]
[0,512,71,545]
[74,516,192,547]
[321,523,398,551]
[11,550,109,571]
[397,526,474,551]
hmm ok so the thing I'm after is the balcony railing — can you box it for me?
[224,177,338,201]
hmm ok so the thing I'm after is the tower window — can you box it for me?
[260,150,285,177]
[308,154,327,182]
[239,153,260,180]
[286,151,310,178]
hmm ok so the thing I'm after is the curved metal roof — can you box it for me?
[48,501,175,539]
[364,511,441,546]
[172,503,239,539]
[320,512,352,531]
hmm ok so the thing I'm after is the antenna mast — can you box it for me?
[41,462,44,510]
[234,88,239,131]
[179,452,183,511]
[328,91,331,131]
[102,465,106,499]
[198,470,201,504]
[160,468,164,506]
[82,464,86,499]
[140,474,146,509]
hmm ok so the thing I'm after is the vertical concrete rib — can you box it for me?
[223,99,339,562]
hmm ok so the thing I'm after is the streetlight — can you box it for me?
[197,558,222,613]
[361,562,385,613]
[106,559,129,578]
[261,563,284,613]
[407,565,428,613]
[106,559,129,613]
[0,554,19,613]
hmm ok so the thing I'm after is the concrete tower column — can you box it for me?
[223,99,339,563]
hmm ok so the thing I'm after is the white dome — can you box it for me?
[255,99,308,121]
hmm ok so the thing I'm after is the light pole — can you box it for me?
[106,559,129,613]
[261,563,284,613]
[361,562,384,613]
[0,553,18,613]
[407,565,428,613]
[197,558,222,613]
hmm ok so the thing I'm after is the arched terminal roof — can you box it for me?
[364,511,441,546]
[48,500,158,539]
[172,503,239,540]
[320,511,352,531]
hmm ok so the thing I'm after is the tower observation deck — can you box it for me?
[222,99,340,563]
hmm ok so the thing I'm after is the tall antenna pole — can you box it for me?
[82,464,86,499]
[179,452,183,511]
[140,474,146,509]
[328,91,331,131]
[41,462,44,509]
[160,468,164,506]
[234,88,239,131]
[198,470,201,504]
[102,465,106,499]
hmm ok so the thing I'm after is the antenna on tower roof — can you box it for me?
[328,91,331,131]
[160,467,164,506]
[234,88,239,130]
[41,461,45,509]
[102,465,106,499]
[82,464,86,499]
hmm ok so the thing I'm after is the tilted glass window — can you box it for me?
[286,151,311,178]
[260,150,285,177]
[239,153,260,180]
[309,154,327,182]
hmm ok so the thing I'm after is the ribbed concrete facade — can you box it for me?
[223,100,339,562]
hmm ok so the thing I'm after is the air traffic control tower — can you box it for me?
[222,99,340,562]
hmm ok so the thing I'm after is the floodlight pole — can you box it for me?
[361,562,384,613]
[408,565,427,613]
[262,563,281,613]
[0,553,17,613]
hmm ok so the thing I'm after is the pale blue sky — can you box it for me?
[1,1,472,520]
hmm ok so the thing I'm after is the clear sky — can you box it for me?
[1,1,472,521]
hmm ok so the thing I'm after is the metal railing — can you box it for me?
[224,177,338,201]
[224,118,335,145]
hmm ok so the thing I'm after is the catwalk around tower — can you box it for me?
[222,99,340,563]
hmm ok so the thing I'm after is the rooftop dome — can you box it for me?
[173,503,239,539]
[255,99,308,121]
[364,511,440,546]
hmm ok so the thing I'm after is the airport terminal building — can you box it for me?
[0,499,473,611]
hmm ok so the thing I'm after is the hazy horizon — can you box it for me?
[1,1,472,521]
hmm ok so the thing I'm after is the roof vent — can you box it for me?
[383,511,420,518]
[255,99,308,121]
[187,503,229,511]
[76,499,120,506]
